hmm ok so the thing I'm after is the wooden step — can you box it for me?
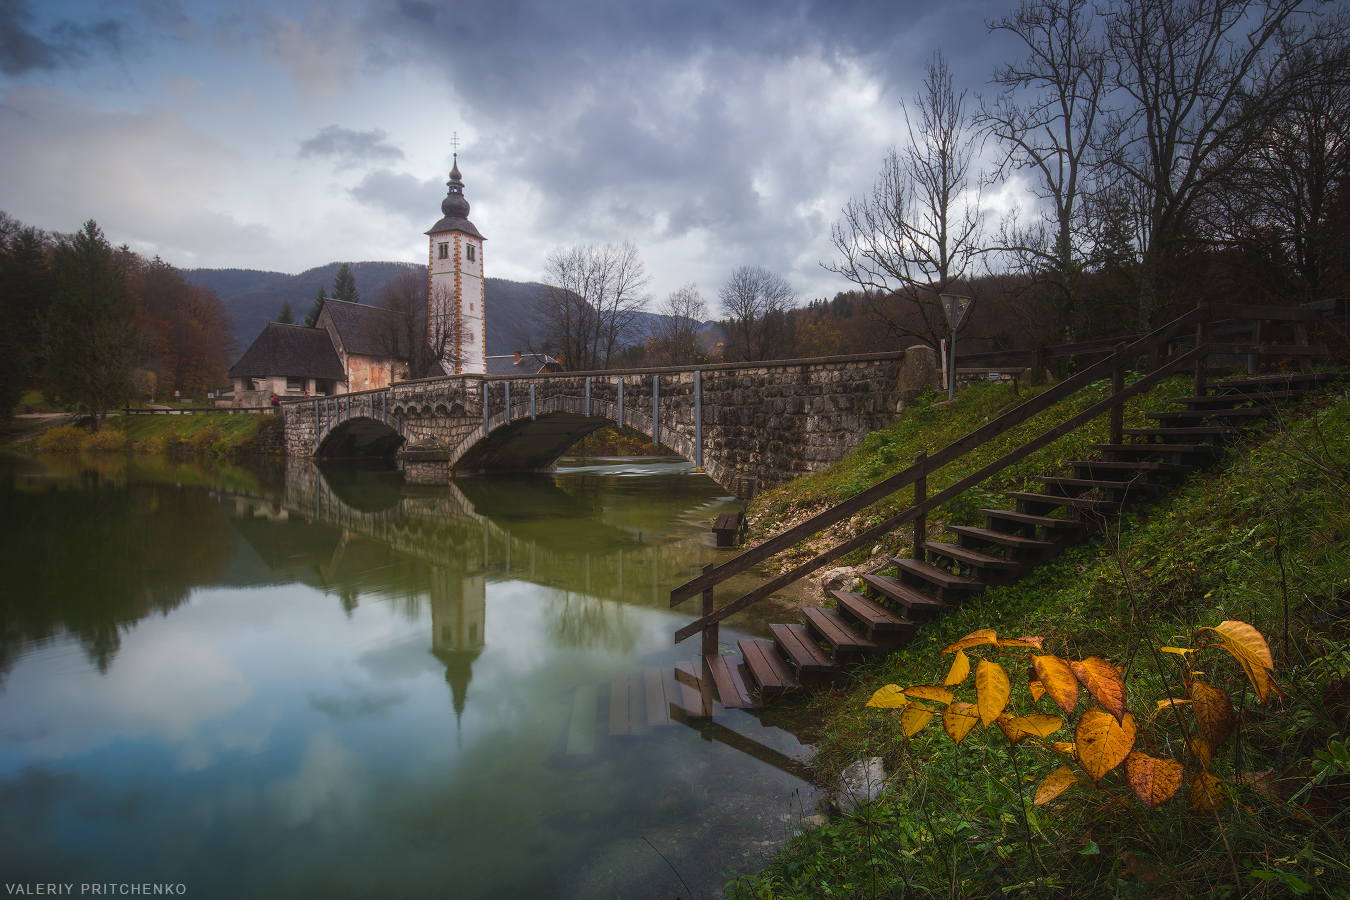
[1036,476,1165,494]
[1147,407,1269,421]
[703,653,762,709]
[645,667,673,727]
[1006,491,1121,514]
[830,590,919,636]
[980,508,1088,533]
[1090,443,1217,458]
[738,638,800,695]
[610,671,650,735]
[1121,426,1240,439]
[923,540,1021,569]
[861,573,949,613]
[770,624,841,678]
[1172,391,1300,407]
[946,524,1057,551]
[1067,459,1193,477]
[673,660,716,719]
[803,607,878,658]
[1206,373,1336,393]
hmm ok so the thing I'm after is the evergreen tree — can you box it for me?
[0,221,55,420]
[276,300,294,324]
[304,286,325,327]
[47,221,140,420]
[332,262,359,303]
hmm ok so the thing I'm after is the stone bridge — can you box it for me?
[280,348,937,497]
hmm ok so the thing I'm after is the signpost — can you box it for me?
[940,293,973,401]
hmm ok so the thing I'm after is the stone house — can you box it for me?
[315,300,411,392]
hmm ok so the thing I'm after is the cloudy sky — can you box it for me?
[0,0,1028,304]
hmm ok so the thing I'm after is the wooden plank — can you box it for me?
[770,623,840,674]
[628,672,649,734]
[672,344,1207,642]
[980,508,1087,531]
[1006,491,1120,513]
[1147,407,1268,420]
[1210,302,1321,322]
[644,667,671,726]
[566,683,599,755]
[669,309,1208,608]
[803,607,877,654]
[738,638,799,694]
[831,590,915,631]
[945,525,1056,550]
[1207,343,1327,356]
[674,661,710,719]
[1035,477,1164,492]
[704,653,755,709]
[608,674,630,736]
[893,559,985,591]
[730,662,764,708]
[661,666,686,723]
[923,541,1021,568]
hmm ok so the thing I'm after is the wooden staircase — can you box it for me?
[670,317,1341,712]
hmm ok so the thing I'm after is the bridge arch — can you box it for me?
[315,411,406,459]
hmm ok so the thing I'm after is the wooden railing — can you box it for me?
[670,301,1328,647]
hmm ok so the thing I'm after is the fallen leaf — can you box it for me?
[1029,679,1047,703]
[1120,851,1161,883]
[1190,770,1225,810]
[1034,765,1078,805]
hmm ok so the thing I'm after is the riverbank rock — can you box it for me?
[833,757,889,814]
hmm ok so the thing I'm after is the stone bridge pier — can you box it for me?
[281,348,938,497]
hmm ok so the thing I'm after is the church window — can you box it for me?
[438,242,448,260]
[466,244,476,262]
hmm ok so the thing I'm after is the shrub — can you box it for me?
[35,424,87,453]
[190,424,223,454]
[156,433,188,454]
[83,427,126,453]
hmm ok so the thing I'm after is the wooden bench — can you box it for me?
[713,502,747,547]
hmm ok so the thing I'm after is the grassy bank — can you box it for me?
[9,412,279,456]
[728,379,1350,898]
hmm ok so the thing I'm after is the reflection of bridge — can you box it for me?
[281,349,937,497]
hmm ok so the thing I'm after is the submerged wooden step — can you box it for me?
[645,667,673,727]
[770,623,841,677]
[673,660,716,719]
[566,683,599,755]
[738,638,800,695]
[861,573,949,614]
[609,671,650,736]
[803,607,878,657]
[703,653,762,709]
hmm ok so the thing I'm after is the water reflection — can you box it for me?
[0,455,820,899]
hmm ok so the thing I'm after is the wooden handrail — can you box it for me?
[669,304,1208,607]
[673,345,1205,642]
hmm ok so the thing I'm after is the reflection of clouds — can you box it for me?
[547,592,640,653]
[271,731,365,830]
[308,686,409,721]
[176,706,281,774]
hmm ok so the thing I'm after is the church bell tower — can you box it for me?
[426,153,486,375]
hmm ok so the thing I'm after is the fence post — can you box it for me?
[617,377,624,427]
[1193,302,1209,397]
[1031,348,1046,386]
[530,383,536,419]
[913,450,927,561]
[652,374,660,447]
[504,381,511,423]
[1109,342,1126,446]
[701,562,718,658]
[694,370,703,470]
[585,376,591,416]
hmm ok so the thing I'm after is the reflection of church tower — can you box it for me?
[429,567,486,724]
[426,154,487,375]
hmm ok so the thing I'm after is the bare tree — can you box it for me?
[981,0,1107,343]
[376,268,460,379]
[1100,0,1310,328]
[718,266,796,361]
[537,242,650,371]
[828,53,984,352]
[648,283,709,365]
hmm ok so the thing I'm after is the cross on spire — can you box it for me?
[450,131,460,153]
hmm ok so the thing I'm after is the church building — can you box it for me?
[427,155,487,376]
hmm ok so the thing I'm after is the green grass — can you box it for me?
[10,389,70,415]
[729,379,1350,899]
[111,412,276,454]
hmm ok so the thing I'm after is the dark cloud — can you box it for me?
[0,0,58,74]
[349,168,444,221]
[299,126,405,169]
[0,0,139,76]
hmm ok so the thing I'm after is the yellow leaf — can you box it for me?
[943,649,971,686]
[904,685,954,705]
[1237,656,1282,706]
[1075,708,1137,781]
[1159,646,1195,657]
[1011,713,1065,739]
[900,702,935,738]
[942,701,979,745]
[976,659,1011,727]
[1190,770,1225,810]
[1124,751,1184,809]
[1029,679,1047,703]
[1033,654,1080,716]
[943,628,998,654]
[1189,680,1236,748]
[1071,657,1127,723]
[1201,620,1274,672]
[1034,765,1079,805]
[1186,734,1212,769]
[1051,741,1077,760]
[996,712,1027,744]
[1155,698,1192,711]
[997,636,1045,650]
[866,684,909,709]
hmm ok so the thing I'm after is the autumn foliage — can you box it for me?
[867,620,1279,813]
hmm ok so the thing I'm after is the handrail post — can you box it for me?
[1109,342,1126,447]
[1194,302,1210,397]
[700,562,717,658]
[1031,348,1046,386]
[913,450,927,560]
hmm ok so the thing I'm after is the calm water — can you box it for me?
[0,454,820,899]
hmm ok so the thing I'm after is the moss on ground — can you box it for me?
[728,378,1350,899]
